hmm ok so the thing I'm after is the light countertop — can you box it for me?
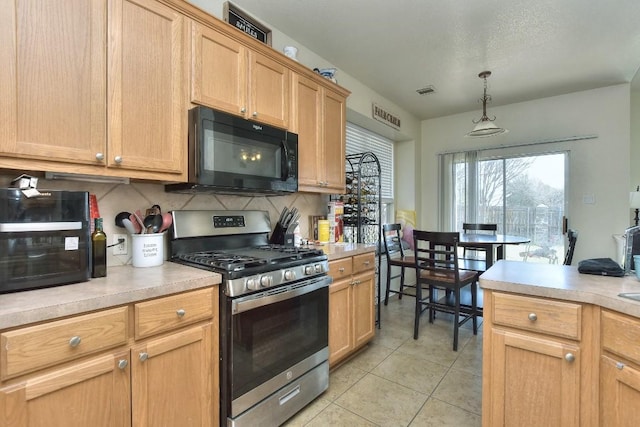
[308,242,377,260]
[480,260,640,318]
[0,263,221,330]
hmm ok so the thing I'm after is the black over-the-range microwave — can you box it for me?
[165,106,298,194]
[0,189,91,294]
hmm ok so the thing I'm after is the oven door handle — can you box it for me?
[232,276,331,314]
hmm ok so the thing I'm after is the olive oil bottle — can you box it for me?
[91,217,107,278]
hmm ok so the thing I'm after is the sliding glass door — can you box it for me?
[445,151,568,262]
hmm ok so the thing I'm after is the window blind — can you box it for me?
[345,123,394,200]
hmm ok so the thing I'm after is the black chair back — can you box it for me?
[563,229,578,265]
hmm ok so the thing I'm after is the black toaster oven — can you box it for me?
[0,188,91,293]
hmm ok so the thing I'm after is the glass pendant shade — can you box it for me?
[466,71,508,138]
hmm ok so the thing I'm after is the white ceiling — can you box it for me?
[231,0,640,120]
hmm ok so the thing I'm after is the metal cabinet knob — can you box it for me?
[565,353,575,363]
[363,260,371,266]
[528,313,537,321]
[240,107,246,113]
[118,359,128,370]
[252,111,258,117]
[69,336,82,347]
[338,267,345,272]
[95,152,105,161]
[176,309,186,318]
[139,352,149,362]
[616,362,625,370]
[114,156,123,164]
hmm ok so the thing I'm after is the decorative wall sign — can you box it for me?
[372,103,401,131]
[223,2,272,46]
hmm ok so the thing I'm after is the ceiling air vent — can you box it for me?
[416,85,436,95]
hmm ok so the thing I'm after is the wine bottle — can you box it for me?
[91,217,107,278]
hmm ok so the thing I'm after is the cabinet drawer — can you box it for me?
[353,253,375,274]
[1,307,128,379]
[492,292,581,340]
[329,258,353,279]
[135,288,213,339]
[601,309,640,365]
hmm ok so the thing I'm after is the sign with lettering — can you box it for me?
[224,2,272,46]
[372,103,401,130]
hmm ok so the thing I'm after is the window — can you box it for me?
[440,149,568,262]
[346,123,394,223]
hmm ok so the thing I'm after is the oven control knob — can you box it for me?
[260,275,273,287]
[315,264,323,273]
[304,265,315,275]
[284,270,296,280]
[246,278,260,291]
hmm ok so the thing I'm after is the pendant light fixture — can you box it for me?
[466,71,508,138]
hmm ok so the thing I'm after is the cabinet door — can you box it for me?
[292,74,323,190]
[352,270,375,348]
[328,278,353,366]
[108,0,185,176]
[488,329,580,427]
[600,355,640,426]
[131,323,213,427]
[0,352,130,427]
[248,51,290,129]
[0,0,106,164]
[191,21,247,116]
[322,89,346,193]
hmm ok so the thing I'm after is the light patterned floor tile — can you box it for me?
[305,403,377,426]
[409,398,481,426]
[371,351,449,395]
[432,368,482,415]
[335,373,428,427]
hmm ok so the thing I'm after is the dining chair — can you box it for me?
[413,229,480,351]
[382,223,415,305]
[563,229,578,265]
[461,222,497,262]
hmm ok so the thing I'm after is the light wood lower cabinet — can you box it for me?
[599,309,640,426]
[328,253,375,367]
[0,287,218,427]
[482,291,595,427]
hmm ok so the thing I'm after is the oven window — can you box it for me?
[0,232,88,287]
[203,121,282,179]
[231,287,328,400]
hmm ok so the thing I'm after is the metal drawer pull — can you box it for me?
[338,267,345,272]
[139,352,149,362]
[279,385,300,406]
[616,362,625,370]
[363,260,370,266]
[565,353,575,363]
[176,309,186,317]
[95,152,104,161]
[528,313,537,322]
[69,336,82,347]
[114,156,123,164]
[118,359,128,370]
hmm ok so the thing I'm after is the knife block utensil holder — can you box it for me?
[269,223,295,246]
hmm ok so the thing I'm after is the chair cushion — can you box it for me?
[418,268,477,284]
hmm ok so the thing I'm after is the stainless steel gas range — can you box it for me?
[169,210,330,427]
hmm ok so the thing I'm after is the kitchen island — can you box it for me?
[480,260,640,427]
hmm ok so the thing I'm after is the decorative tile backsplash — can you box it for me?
[0,174,328,267]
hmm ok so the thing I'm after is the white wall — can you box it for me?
[186,0,421,217]
[421,84,631,263]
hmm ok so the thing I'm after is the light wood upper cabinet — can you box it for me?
[0,0,187,181]
[292,73,347,194]
[108,0,186,174]
[191,21,289,129]
[0,0,106,164]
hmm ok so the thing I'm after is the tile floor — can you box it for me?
[285,295,483,426]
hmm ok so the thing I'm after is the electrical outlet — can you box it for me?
[113,234,128,255]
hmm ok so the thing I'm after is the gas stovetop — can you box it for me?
[174,245,326,273]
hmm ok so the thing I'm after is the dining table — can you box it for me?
[459,233,531,270]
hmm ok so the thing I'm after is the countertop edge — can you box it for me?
[0,263,222,330]
[479,260,640,318]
